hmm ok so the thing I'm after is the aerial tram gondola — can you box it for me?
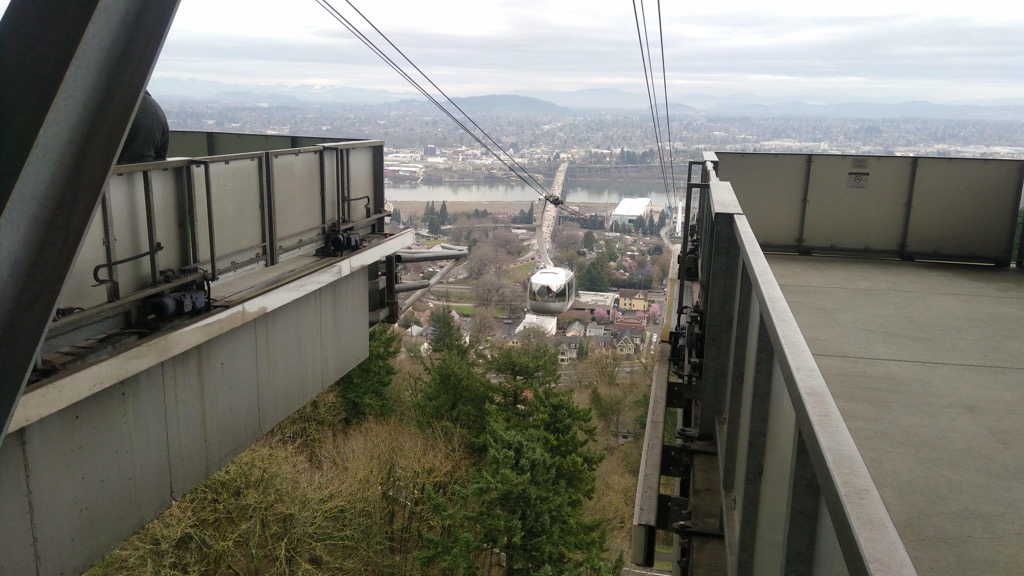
[526,266,575,315]
[523,182,575,321]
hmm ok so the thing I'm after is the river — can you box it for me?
[385,178,676,208]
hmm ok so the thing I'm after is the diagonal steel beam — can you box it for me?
[0,0,180,446]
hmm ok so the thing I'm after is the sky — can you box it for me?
[5,0,1024,104]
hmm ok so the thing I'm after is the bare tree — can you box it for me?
[465,243,499,279]
[552,228,583,253]
[491,228,524,257]
[468,314,495,347]
[474,275,505,306]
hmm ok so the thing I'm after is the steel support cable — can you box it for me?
[656,0,678,209]
[316,1,590,222]
[314,0,546,200]
[315,0,589,220]
[636,0,673,203]
[339,0,550,196]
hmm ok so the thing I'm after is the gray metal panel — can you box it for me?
[256,289,326,431]
[812,495,850,576]
[24,365,171,576]
[60,198,111,310]
[271,149,324,248]
[907,158,1023,262]
[208,132,294,156]
[0,429,36,574]
[715,153,808,247]
[323,148,341,223]
[732,297,760,522]
[204,158,266,267]
[319,268,370,389]
[803,156,911,251]
[164,324,262,500]
[347,145,377,223]
[106,167,189,295]
[752,361,796,575]
[166,130,209,157]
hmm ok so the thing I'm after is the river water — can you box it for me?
[385,178,676,208]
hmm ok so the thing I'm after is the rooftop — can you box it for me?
[612,197,652,217]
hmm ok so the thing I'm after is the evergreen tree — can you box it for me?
[336,323,401,424]
[526,202,535,224]
[487,340,560,409]
[421,387,607,575]
[583,230,596,250]
[439,200,449,226]
[427,215,441,235]
[391,206,402,225]
[429,305,465,356]
[416,352,492,438]
[656,209,667,232]
[647,212,656,236]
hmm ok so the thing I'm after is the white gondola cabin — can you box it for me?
[526,267,576,315]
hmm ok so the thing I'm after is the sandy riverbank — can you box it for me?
[391,200,617,219]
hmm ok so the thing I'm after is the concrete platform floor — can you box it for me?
[766,255,1024,576]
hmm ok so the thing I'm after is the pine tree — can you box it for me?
[336,324,401,424]
[439,200,449,226]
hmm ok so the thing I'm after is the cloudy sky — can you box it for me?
[6,0,1024,103]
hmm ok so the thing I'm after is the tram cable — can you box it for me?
[632,0,678,210]
[314,0,589,220]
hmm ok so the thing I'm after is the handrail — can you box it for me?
[733,211,916,575]
[708,160,917,575]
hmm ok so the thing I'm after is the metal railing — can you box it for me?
[633,157,918,575]
[45,139,389,361]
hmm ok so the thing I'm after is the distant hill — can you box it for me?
[703,99,1024,121]
[451,94,565,114]
[148,78,1024,121]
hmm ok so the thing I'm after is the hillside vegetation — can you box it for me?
[89,308,643,575]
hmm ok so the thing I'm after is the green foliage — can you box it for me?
[399,312,421,329]
[416,352,492,439]
[420,387,608,576]
[428,305,466,356]
[439,200,449,226]
[94,313,622,576]
[90,422,469,576]
[337,324,401,425]
[583,230,596,250]
[487,340,560,408]
[577,337,589,360]
[578,253,612,292]
[604,241,619,262]
[427,215,441,235]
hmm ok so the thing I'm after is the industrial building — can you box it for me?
[610,197,654,229]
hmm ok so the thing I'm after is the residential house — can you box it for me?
[619,289,649,312]
[557,336,582,365]
[585,334,615,357]
[565,320,586,338]
[614,329,646,356]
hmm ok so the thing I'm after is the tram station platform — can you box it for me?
[767,254,1024,575]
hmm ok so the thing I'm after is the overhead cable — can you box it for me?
[315,0,589,219]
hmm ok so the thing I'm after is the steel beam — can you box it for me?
[0,0,180,445]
